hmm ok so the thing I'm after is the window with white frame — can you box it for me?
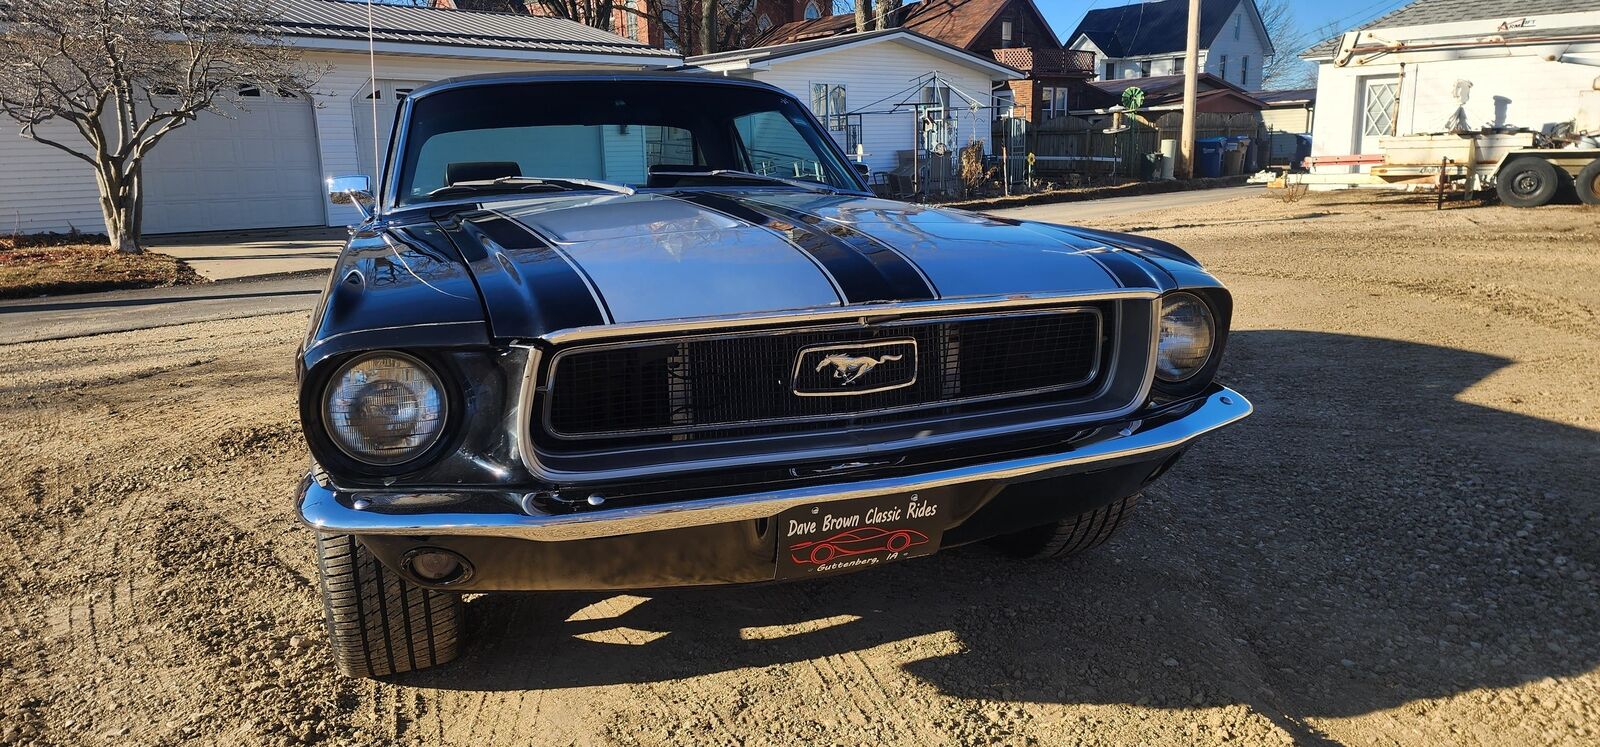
[1171,57,1183,74]
[1001,20,1013,47]
[1219,54,1228,80]
[1054,87,1067,116]
[993,89,1014,120]
[1234,13,1242,40]
[811,83,847,131]
[1139,60,1151,78]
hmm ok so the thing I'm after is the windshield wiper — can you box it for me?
[652,168,837,194]
[427,176,635,199]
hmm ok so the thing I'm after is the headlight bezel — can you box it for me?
[1150,288,1231,402]
[1155,291,1217,383]
[304,349,463,477]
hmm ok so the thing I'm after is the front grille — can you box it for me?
[540,306,1109,444]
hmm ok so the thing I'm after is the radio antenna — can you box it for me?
[366,0,380,213]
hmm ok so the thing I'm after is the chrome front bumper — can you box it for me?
[298,387,1251,543]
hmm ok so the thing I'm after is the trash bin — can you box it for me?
[1222,142,1245,176]
[1141,152,1165,180]
[1226,135,1253,172]
[1195,137,1225,178]
[1159,139,1178,179]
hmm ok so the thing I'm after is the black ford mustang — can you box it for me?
[299,72,1250,677]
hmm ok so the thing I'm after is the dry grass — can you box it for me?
[0,235,205,299]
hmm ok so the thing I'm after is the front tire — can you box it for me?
[1496,157,1562,208]
[988,494,1141,560]
[315,533,464,677]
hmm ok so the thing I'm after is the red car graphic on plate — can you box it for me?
[789,526,930,565]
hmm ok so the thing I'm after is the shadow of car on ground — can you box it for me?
[398,330,1600,736]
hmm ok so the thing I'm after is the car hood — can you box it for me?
[440,190,1167,338]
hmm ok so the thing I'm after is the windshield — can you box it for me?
[392,80,862,205]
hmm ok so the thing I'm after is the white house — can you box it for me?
[1303,0,1600,166]
[1065,0,1272,90]
[686,29,1022,177]
[0,0,679,236]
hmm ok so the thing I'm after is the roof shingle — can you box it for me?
[1302,0,1599,59]
[1066,0,1242,58]
[271,0,671,57]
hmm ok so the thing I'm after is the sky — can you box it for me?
[1033,0,1419,51]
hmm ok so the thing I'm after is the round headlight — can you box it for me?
[1156,292,1216,382]
[322,352,447,466]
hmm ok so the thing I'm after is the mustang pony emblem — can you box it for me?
[815,353,904,386]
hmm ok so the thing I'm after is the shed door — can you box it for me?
[142,89,323,234]
[1357,76,1400,155]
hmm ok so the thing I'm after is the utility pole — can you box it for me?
[1178,0,1201,178]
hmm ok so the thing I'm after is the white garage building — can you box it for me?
[0,0,678,235]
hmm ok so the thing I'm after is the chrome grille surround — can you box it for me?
[514,290,1162,483]
[540,306,1105,441]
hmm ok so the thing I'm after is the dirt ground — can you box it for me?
[1,191,1597,746]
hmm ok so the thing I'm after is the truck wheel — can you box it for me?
[1577,159,1600,206]
[1496,157,1562,208]
[315,533,464,677]
[988,494,1140,560]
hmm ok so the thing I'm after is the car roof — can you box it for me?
[406,70,795,101]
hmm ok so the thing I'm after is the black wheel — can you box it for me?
[1576,159,1600,206]
[988,494,1141,560]
[1496,157,1563,208]
[315,533,464,677]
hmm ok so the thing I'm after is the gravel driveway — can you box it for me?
[1,191,1596,746]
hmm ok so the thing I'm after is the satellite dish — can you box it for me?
[1121,87,1145,112]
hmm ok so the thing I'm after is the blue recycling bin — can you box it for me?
[1195,137,1226,178]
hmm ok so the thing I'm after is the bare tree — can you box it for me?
[873,0,901,31]
[1256,0,1315,90]
[854,0,868,33]
[0,0,320,253]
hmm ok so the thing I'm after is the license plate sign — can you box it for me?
[775,491,946,580]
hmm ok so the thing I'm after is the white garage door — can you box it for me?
[142,89,323,234]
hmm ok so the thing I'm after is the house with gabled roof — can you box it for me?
[1066,0,1272,90]
[1,0,678,235]
[756,0,1099,124]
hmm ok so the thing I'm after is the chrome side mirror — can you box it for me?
[327,174,374,219]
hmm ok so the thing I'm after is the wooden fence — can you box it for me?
[995,112,1269,185]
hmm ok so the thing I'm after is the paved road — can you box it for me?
[0,273,325,345]
[988,185,1262,225]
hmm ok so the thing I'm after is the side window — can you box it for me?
[1041,86,1055,119]
[1139,60,1151,78]
[804,1,820,20]
[734,111,826,182]
[1241,57,1250,86]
